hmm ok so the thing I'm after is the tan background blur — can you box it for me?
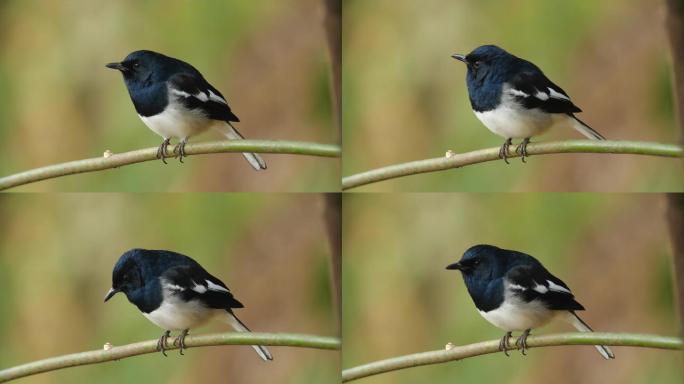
[0,0,338,192]
[343,193,680,383]
[0,194,338,383]
[343,0,683,191]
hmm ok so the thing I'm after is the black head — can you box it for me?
[445,244,513,283]
[104,248,148,302]
[452,45,515,85]
[106,50,194,87]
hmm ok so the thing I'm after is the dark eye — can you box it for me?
[473,259,480,266]
[473,60,482,68]
[133,61,140,68]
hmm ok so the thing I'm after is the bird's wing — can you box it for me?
[161,265,244,310]
[507,70,582,114]
[505,264,584,311]
[167,72,240,122]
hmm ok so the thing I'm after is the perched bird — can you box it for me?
[106,50,267,169]
[452,45,605,163]
[446,244,614,359]
[104,248,273,361]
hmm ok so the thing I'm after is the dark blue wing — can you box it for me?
[168,72,240,122]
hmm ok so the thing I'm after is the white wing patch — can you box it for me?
[508,89,529,98]
[163,282,185,292]
[508,283,527,291]
[533,283,549,294]
[206,280,230,293]
[191,280,207,294]
[208,90,227,104]
[170,89,192,98]
[547,87,570,101]
[534,90,549,101]
[547,280,571,294]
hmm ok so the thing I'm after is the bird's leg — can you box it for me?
[173,138,188,163]
[498,138,512,164]
[515,328,531,355]
[173,329,189,355]
[157,330,171,356]
[156,138,171,164]
[515,137,531,163]
[498,331,512,356]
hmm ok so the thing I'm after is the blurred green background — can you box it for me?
[343,193,680,383]
[0,193,338,383]
[0,0,338,192]
[342,0,683,191]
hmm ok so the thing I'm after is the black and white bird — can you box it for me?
[104,248,273,361]
[452,45,605,163]
[106,50,267,169]
[446,244,614,359]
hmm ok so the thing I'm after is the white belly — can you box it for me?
[479,300,557,332]
[143,297,217,331]
[474,105,562,139]
[139,104,210,140]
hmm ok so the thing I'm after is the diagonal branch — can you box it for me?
[341,332,682,382]
[0,332,340,383]
[0,140,341,191]
[342,140,683,190]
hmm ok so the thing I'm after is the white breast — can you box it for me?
[142,294,217,331]
[139,94,211,140]
[479,299,556,332]
[474,86,563,139]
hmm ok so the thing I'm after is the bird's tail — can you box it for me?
[214,122,267,171]
[569,115,606,140]
[565,311,614,360]
[225,311,273,361]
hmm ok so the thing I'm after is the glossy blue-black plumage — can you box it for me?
[109,248,243,314]
[110,50,239,121]
[459,45,580,114]
[448,244,582,312]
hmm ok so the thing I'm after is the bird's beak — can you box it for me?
[105,62,127,72]
[446,262,463,270]
[451,54,467,63]
[104,287,119,302]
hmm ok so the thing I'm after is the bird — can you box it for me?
[106,50,267,170]
[446,244,614,359]
[104,248,273,361]
[452,45,605,163]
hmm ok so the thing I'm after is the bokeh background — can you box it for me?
[0,194,338,383]
[0,0,338,192]
[343,194,680,383]
[343,0,684,191]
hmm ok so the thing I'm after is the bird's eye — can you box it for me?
[473,61,482,68]
[472,260,480,266]
[133,61,140,68]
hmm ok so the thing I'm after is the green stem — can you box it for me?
[342,140,683,190]
[342,332,682,382]
[0,140,341,191]
[0,332,340,382]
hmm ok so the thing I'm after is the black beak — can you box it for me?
[451,54,467,64]
[105,62,127,72]
[446,262,463,270]
[104,287,119,302]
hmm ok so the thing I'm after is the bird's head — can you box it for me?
[452,45,513,84]
[446,244,507,282]
[104,249,148,303]
[106,50,176,86]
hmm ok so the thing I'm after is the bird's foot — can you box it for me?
[515,138,531,163]
[498,138,512,164]
[173,329,189,355]
[173,138,188,163]
[156,138,171,164]
[498,331,513,356]
[515,329,531,355]
[157,330,171,356]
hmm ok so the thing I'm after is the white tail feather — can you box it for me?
[566,311,614,359]
[226,312,273,361]
[570,116,606,140]
[214,122,267,171]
